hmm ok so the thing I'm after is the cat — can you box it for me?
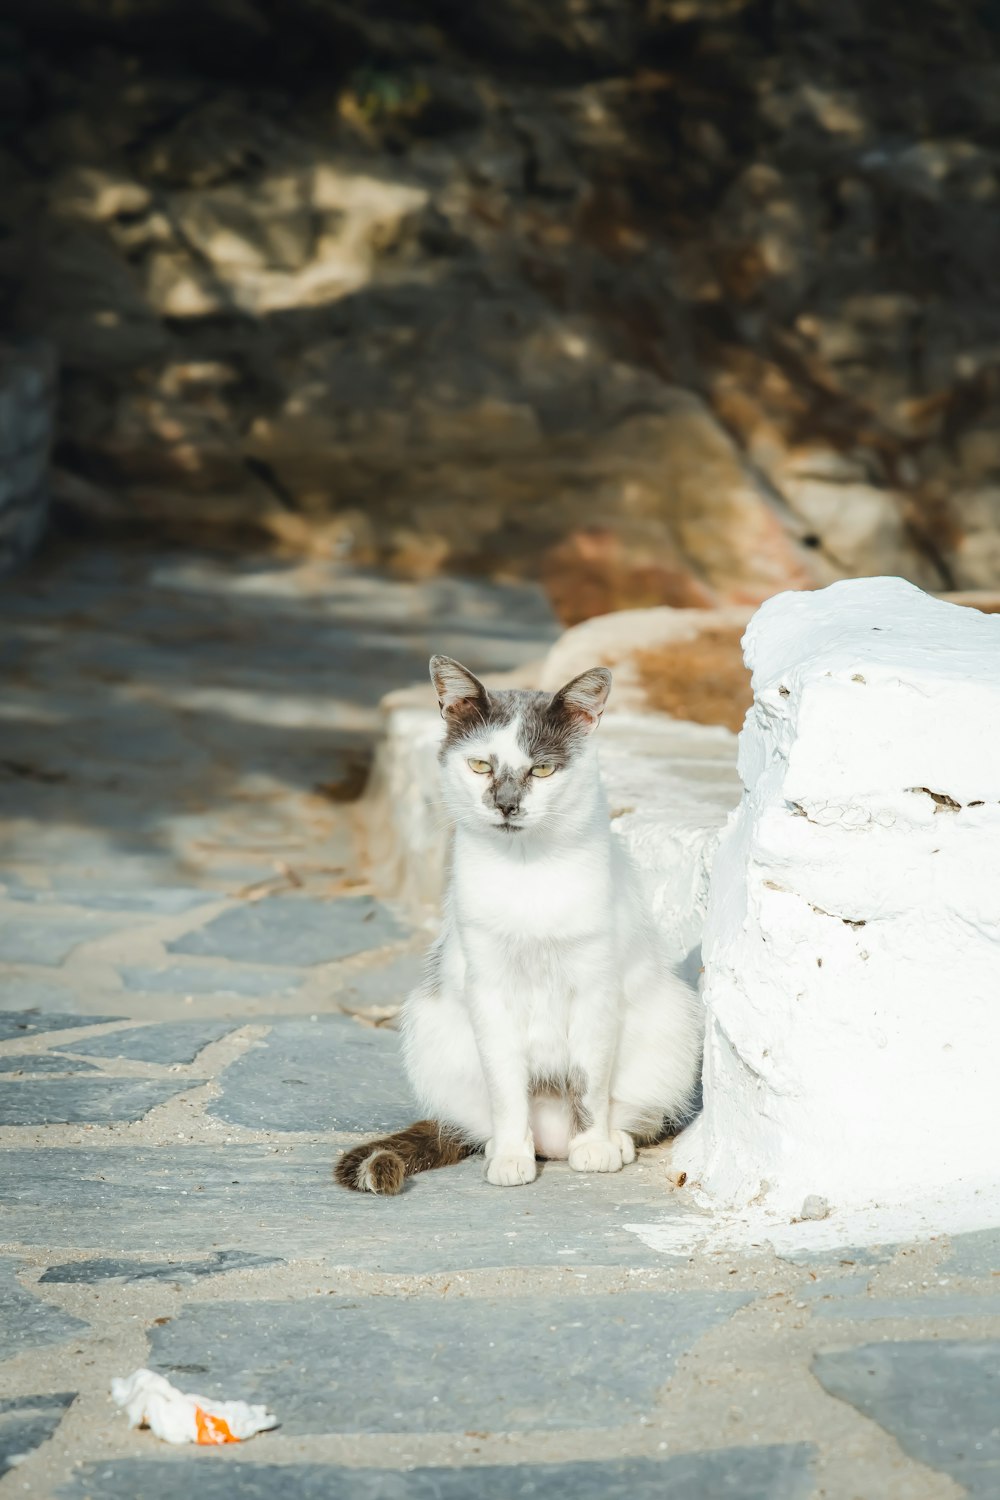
[335,655,702,1193]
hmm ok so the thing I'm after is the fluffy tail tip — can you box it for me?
[335,1144,406,1195]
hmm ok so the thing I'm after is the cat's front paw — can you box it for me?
[484,1152,538,1187]
[569,1136,624,1173]
[612,1128,636,1165]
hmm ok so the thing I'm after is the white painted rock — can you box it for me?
[678,576,1000,1227]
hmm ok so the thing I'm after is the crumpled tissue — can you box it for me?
[111,1368,278,1445]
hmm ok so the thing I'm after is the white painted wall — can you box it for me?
[677,576,1000,1230]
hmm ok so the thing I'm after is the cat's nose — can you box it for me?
[495,795,520,818]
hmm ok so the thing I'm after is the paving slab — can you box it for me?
[5,886,215,915]
[813,1340,1000,1497]
[0,833,172,886]
[149,1289,752,1435]
[813,1292,1000,1321]
[0,1079,204,1126]
[0,910,128,965]
[0,1055,99,1074]
[118,964,306,997]
[59,1447,817,1499]
[0,1140,704,1272]
[169,897,406,967]
[208,1017,412,1133]
[0,1394,76,1478]
[53,1021,233,1065]
[0,979,90,1013]
[0,1258,89,1361]
[0,1012,122,1041]
[0,1148,692,1269]
[944,1227,1000,1278]
[775,1242,897,1269]
[335,952,423,1015]
[39,1250,281,1285]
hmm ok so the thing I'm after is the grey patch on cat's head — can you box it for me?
[516,668,612,765]
[429,657,612,764]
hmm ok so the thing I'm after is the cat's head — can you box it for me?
[430,655,611,836]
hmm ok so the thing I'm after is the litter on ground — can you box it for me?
[111,1368,278,1445]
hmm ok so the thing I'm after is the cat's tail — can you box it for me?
[334,1119,475,1195]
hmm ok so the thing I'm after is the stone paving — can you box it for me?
[1,542,999,1499]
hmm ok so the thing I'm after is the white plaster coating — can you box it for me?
[676,575,1000,1236]
[360,701,452,920]
[625,1177,1000,1260]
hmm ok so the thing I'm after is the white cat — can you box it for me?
[336,656,702,1193]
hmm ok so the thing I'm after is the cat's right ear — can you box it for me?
[429,656,490,726]
[550,666,612,732]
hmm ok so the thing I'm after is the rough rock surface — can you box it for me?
[4,2,1000,608]
[0,340,56,574]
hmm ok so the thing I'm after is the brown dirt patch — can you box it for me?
[633,626,752,733]
[631,598,1000,733]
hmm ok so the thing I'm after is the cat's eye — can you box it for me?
[531,763,555,778]
[467,758,491,775]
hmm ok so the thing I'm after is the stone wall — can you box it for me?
[2,1,999,614]
[0,340,56,574]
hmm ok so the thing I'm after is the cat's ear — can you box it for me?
[430,655,490,725]
[551,667,612,733]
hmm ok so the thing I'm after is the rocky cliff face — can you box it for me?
[2,0,999,617]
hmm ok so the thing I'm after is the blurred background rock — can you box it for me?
[1,0,998,617]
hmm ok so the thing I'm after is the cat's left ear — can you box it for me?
[551,667,612,733]
[429,655,491,724]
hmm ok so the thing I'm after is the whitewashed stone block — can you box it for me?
[679,577,1000,1223]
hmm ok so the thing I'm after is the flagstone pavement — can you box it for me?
[1,542,996,1499]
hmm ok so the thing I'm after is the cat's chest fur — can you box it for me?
[451,834,610,945]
